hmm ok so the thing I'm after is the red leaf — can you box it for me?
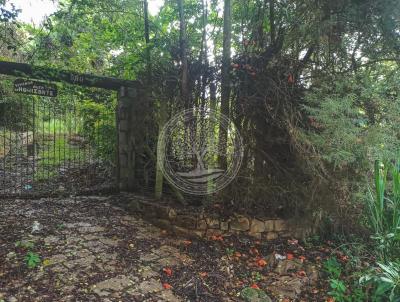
[298,256,306,263]
[163,267,172,276]
[297,270,307,277]
[250,283,259,289]
[257,259,267,267]
[287,253,294,260]
[162,283,173,290]
[211,235,223,241]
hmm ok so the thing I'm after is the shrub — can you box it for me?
[299,67,400,235]
[377,261,400,301]
[366,159,400,260]
[360,262,400,302]
[359,159,400,302]
[77,100,116,163]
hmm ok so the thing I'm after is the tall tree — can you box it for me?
[218,0,232,169]
[143,0,151,83]
[0,1,19,52]
[177,0,189,109]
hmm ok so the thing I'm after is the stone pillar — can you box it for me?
[117,86,137,191]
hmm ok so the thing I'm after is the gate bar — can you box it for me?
[0,61,141,90]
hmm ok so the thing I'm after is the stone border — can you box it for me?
[125,198,311,240]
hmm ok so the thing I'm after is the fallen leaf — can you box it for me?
[42,259,51,266]
[211,235,223,241]
[163,267,172,276]
[162,283,173,290]
[199,272,208,278]
[183,240,192,246]
[297,270,307,277]
[250,248,259,256]
[298,256,306,263]
[257,259,267,267]
[234,252,242,258]
[287,253,294,260]
[326,297,335,302]
[250,283,259,289]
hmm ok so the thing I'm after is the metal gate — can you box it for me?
[0,91,117,197]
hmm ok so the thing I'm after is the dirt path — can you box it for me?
[0,196,192,302]
[0,196,327,302]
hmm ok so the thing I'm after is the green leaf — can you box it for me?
[24,252,41,269]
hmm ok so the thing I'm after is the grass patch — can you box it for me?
[35,134,90,181]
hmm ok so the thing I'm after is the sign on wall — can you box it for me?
[14,79,57,97]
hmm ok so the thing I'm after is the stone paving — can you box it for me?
[0,196,188,301]
[0,196,325,302]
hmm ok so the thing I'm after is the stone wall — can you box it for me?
[126,198,312,240]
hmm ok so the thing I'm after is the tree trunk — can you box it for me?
[218,0,232,169]
[178,0,190,109]
[145,0,163,199]
[269,0,275,43]
[143,0,151,84]
[155,100,167,199]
